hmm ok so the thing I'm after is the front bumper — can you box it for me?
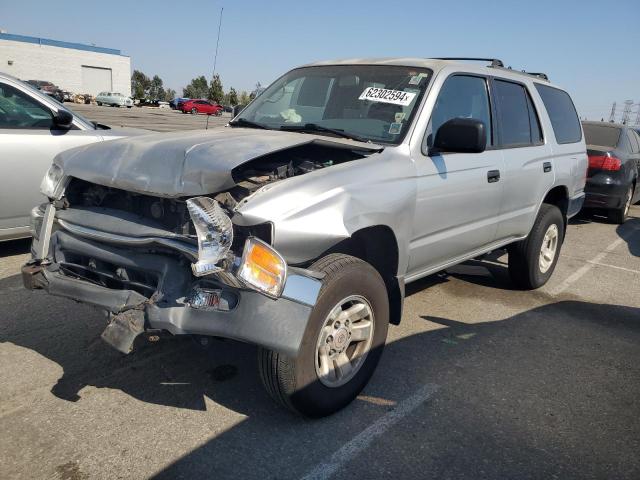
[24,204,322,357]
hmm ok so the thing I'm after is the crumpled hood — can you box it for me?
[54,127,381,198]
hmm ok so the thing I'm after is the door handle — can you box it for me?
[487,170,500,183]
[543,162,552,173]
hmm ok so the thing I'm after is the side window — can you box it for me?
[426,75,492,148]
[626,130,639,154]
[0,82,54,129]
[494,80,536,147]
[534,84,582,144]
[526,93,543,144]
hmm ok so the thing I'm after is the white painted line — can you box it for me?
[300,383,439,480]
[551,226,638,296]
[586,260,640,275]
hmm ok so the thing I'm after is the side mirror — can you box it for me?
[433,117,487,154]
[53,109,74,129]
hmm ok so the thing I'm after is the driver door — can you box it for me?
[407,74,505,277]
[0,80,100,236]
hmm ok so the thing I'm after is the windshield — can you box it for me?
[236,65,432,144]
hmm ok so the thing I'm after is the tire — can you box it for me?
[191,107,198,115]
[508,204,564,290]
[607,183,634,224]
[97,102,102,106]
[258,254,389,417]
[127,106,132,109]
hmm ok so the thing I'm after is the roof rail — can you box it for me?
[434,57,504,68]
[522,72,549,81]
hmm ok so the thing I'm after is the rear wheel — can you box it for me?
[258,254,389,417]
[508,204,564,289]
[97,102,102,106]
[608,184,634,224]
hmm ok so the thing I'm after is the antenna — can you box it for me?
[212,7,224,79]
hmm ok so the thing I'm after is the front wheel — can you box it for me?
[508,204,564,289]
[97,102,102,106]
[191,107,198,115]
[258,254,389,417]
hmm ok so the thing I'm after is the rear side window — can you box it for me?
[582,124,621,148]
[494,80,541,147]
[535,84,582,144]
[626,130,640,153]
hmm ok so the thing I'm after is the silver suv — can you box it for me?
[23,58,587,417]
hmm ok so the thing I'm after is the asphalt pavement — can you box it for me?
[0,108,638,479]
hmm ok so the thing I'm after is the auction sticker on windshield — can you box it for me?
[359,87,416,106]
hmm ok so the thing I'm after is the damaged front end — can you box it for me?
[23,166,323,356]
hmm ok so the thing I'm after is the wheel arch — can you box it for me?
[316,224,404,326]
[541,185,569,232]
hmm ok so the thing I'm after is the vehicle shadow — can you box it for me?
[616,215,640,257]
[0,238,31,259]
[2,270,639,478]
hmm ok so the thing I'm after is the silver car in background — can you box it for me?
[0,72,145,241]
[95,92,134,108]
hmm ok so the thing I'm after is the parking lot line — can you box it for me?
[551,227,637,296]
[585,260,640,275]
[300,383,439,480]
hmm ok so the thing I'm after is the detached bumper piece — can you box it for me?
[23,230,322,358]
[101,309,146,354]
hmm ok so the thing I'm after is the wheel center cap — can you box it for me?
[333,328,349,350]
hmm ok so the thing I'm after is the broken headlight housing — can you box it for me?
[40,164,67,199]
[187,197,233,276]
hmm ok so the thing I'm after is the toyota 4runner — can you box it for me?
[23,58,587,417]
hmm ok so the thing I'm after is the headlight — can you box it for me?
[237,237,287,298]
[187,197,233,276]
[40,164,66,199]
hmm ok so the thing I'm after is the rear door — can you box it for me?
[0,80,100,234]
[408,74,505,276]
[492,79,554,240]
[533,84,587,217]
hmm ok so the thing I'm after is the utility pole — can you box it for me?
[608,102,616,123]
[212,7,224,80]
[621,100,633,125]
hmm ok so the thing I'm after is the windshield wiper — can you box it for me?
[279,123,370,143]
[228,117,269,129]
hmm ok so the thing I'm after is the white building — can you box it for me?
[0,32,131,96]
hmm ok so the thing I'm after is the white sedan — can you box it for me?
[96,92,133,108]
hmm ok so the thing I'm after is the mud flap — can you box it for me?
[101,309,146,354]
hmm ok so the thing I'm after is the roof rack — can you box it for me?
[434,57,504,68]
[522,71,549,81]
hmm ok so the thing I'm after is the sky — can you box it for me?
[1,0,638,120]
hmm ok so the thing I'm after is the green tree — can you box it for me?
[183,76,209,99]
[239,90,251,106]
[208,74,224,103]
[131,70,150,100]
[227,87,238,106]
[164,88,176,102]
[148,75,165,101]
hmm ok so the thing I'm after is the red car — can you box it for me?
[180,99,223,115]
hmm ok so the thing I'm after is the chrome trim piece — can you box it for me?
[57,220,198,260]
[33,203,56,260]
[281,273,322,307]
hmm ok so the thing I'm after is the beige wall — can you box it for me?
[0,39,131,96]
